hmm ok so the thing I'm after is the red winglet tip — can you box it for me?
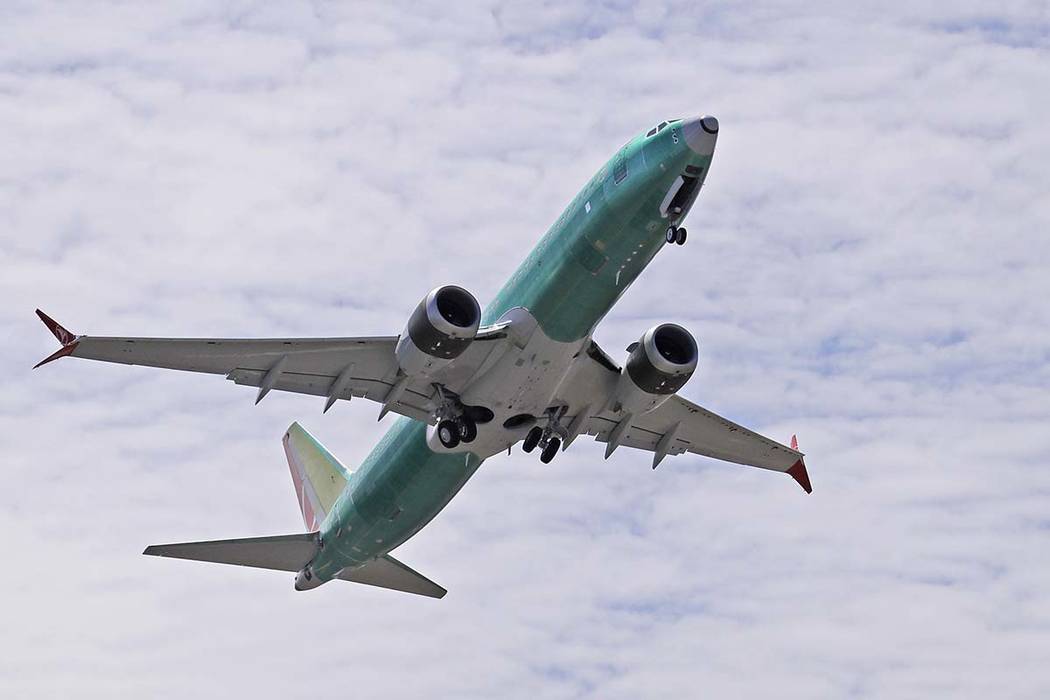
[790,434,799,451]
[787,459,812,494]
[33,340,79,369]
[35,309,76,346]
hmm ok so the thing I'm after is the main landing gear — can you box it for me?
[433,384,485,449]
[522,426,562,464]
[521,407,567,464]
[437,415,477,449]
[540,437,561,464]
[665,225,687,246]
[522,426,542,453]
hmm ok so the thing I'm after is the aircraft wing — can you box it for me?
[32,309,497,422]
[560,340,811,492]
[585,396,810,491]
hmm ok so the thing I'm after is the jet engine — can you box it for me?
[611,323,698,414]
[395,285,481,377]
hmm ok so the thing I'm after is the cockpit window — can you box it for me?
[647,120,681,138]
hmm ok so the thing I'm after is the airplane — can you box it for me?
[34,114,810,598]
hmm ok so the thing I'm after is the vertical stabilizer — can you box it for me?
[282,423,351,530]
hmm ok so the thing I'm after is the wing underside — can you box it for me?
[584,397,811,491]
[33,310,463,422]
[34,310,810,491]
[556,337,812,492]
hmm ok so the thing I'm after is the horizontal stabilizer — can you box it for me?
[143,533,446,597]
[143,532,319,572]
[338,554,446,599]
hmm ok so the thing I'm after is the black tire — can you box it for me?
[458,417,478,443]
[676,227,687,245]
[665,226,677,244]
[437,420,460,449]
[540,437,561,464]
[522,426,543,453]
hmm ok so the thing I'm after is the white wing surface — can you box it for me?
[32,309,498,422]
[560,339,811,492]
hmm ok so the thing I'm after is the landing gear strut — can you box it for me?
[666,225,687,246]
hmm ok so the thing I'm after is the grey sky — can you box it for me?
[2,2,1049,698]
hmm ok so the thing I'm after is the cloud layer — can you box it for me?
[2,2,1049,698]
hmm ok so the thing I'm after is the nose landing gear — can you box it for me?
[665,226,687,246]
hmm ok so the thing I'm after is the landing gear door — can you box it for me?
[659,171,702,220]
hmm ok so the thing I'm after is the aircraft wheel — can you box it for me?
[676,227,688,245]
[665,226,678,244]
[522,426,543,453]
[540,437,561,464]
[458,417,478,443]
[438,420,460,449]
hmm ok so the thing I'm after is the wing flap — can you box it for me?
[588,396,804,470]
[588,415,681,453]
[226,368,433,423]
[656,396,804,471]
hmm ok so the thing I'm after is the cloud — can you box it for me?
[2,2,1049,698]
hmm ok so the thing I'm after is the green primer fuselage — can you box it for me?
[312,120,714,580]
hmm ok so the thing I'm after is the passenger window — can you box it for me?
[613,146,628,184]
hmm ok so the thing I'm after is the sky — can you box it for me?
[2,1,1049,697]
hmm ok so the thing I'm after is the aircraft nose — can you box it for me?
[681,115,718,155]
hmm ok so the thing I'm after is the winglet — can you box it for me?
[33,309,80,369]
[787,459,812,494]
[786,434,811,493]
[36,309,76,345]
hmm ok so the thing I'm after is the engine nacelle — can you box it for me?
[611,323,698,414]
[395,285,481,377]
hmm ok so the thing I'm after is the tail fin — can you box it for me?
[143,425,446,597]
[282,422,350,530]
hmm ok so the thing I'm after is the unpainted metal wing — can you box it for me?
[559,338,811,492]
[32,309,503,421]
